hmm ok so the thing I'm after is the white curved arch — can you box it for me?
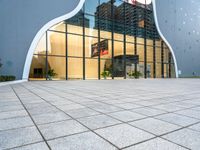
[152,0,179,78]
[22,0,85,80]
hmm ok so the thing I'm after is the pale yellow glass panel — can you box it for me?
[147,46,153,62]
[48,56,66,80]
[114,41,123,56]
[85,27,98,37]
[68,58,83,79]
[50,22,65,32]
[34,34,46,55]
[126,35,135,43]
[126,43,135,55]
[156,46,161,63]
[68,34,83,57]
[85,59,98,79]
[67,24,83,35]
[49,32,65,56]
[137,45,144,62]
[137,37,144,44]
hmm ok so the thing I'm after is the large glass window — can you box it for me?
[30,0,176,80]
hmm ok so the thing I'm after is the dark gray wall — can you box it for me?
[155,0,200,77]
[0,0,80,79]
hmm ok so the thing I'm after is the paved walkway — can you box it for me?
[0,79,200,150]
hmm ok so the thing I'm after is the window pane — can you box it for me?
[66,11,84,35]
[34,33,46,55]
[68,57,83,80]
[137,44,144,62]
[85,36,98,58]
[156,46,161,63]
[114,41,123,56]
[68,34,83,57]
[100,59,112,79]
[85,0,99,16]
[156,63,162,78]
[29,55,46,80]
[85,58,98,79]
[100,39,112,59]
[147,46,153,62]
[48,56,66,80]
[49,22,65,32]
[126,43,135,55]
[147,63,153,78]
[85,15,98,37]
[49,31,66,56]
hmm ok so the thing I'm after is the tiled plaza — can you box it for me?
[0,79,200,150]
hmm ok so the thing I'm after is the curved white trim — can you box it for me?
[152,0,179,78]
[22,0,85,80]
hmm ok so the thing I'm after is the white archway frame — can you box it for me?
[23,0,178,80]
[152,0,179,78]
[22,0,85,80]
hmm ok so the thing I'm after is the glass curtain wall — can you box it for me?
[29,0,175,80]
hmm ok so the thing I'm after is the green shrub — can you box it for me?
[47,69,57,80]
[101,71,111,79]
[128,71,143,79]
[0,76,16,82]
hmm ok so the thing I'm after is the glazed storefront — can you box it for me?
[29,0,176,80]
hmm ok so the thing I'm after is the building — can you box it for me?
[0,0,200,80]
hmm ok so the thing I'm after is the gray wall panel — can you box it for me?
[155,0,200,77]
[0,0,80,79]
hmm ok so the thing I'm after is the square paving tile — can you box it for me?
[175,109,200,120]
[108,110,146,122]
[155,113,199,127]
[32,111,71,125]
[131,107,166,117]
[38,120,88,140]
[130,118,181,136]
[189,123,200,132]
[0,126,43,149]
[113,103,143,110]
[152,104,184,112]
[162,128,200,150]
[78,114,121,130]
[88,103,123,113]
[57,104,85,112]
[11,142,49,150]
[0,116,34,131]
[28,106,59,116]
[65,108,100,119]
[95,124,154,149]
[124,138,187,150]
[48,132,116,150]
[0,110,28,120]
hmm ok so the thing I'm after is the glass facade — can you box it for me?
[29,0,175,80]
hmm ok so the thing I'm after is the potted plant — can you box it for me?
[128,71,142,79]
[101,70,111,79]
[47,69,57,80]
